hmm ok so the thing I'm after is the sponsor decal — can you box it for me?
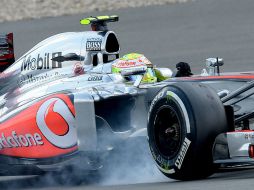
[0,94,77,158]
[0,131,43,150]
[36,97,77,148]
[21,52,62,71]
[86,38,102,51]
[115,60,144,68]
[18,72,69,87]
[88,75,103,81]
[245,133,254,140]
[175,137,191,169]
[0,97,76,150]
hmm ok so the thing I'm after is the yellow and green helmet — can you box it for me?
[112,53,157,83]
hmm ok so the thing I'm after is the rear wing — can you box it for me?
[0,33,15,72]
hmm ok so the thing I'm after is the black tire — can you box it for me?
[147,82,228,180]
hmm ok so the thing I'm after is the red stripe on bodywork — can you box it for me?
[227,130,254,133]
[182,75,254,80]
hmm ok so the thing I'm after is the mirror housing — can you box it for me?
[154,68,173,81]
[120,66,147,87]
[120,67,146,77]
[205,57,224,76]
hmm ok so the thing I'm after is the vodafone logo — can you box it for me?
[36,98,77,149]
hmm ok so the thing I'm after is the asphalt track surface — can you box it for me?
[1,0,254,189]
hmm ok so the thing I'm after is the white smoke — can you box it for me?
[0,138,169,189]
[98,137,169,186]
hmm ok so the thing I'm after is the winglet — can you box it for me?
[80,15,119,31]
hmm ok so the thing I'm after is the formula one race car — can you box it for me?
[0,15,254,182]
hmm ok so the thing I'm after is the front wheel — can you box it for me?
[148,82,228,180]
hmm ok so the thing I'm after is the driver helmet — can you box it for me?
[112,53,157,83]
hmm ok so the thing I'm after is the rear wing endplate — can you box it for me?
[0,33,15,72]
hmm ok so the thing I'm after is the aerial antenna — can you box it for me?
[80,15,119,31]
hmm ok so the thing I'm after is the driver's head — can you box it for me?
[112,53,157,83]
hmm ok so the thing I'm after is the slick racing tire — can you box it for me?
[147,82,227,180]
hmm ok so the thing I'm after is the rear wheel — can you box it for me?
[148,82,228,180]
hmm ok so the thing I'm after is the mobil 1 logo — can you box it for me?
[86,38,102,51]
[21,52,62,71]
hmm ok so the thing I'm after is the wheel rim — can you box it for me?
[154,106,182,159]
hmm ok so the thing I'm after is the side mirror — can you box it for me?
[120,66,146,77]
[120,66,147,87]
[205,57,224,76]
[206,58,224,67]
[154,68,173,81]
